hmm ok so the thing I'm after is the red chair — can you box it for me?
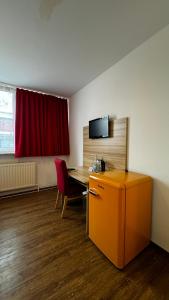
[54,158,85,218]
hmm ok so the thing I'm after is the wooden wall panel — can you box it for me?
[83,117,128,170]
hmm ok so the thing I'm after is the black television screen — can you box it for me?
[89,116,109,139]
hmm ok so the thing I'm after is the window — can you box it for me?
[0,87,16,154]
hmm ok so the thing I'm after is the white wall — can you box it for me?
[69,25,169,252]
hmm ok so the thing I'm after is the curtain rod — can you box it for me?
[0,82,68,100]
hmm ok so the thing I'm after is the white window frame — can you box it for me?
[0,85,16,155]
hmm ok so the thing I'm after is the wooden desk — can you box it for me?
[69,166,89,233]
[69,166,89,185]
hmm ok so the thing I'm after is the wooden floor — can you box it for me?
[0,190,169,300]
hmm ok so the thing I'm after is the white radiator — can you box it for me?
[0,162,38,192]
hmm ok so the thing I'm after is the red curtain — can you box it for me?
[15,89,70,157]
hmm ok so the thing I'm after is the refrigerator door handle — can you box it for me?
[89,188,99,196]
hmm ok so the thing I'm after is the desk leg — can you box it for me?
[86,192,89,234]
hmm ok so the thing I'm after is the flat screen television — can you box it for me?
[89,116,109,139]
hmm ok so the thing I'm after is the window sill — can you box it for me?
[0,153,14,156]
[0,154,15,160]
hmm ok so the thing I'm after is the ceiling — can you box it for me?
[0,0,169,97]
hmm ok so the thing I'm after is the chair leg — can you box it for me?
[55,190,60,209]
[61,196,68,218]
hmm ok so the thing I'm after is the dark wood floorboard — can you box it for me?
[0,190,169,300]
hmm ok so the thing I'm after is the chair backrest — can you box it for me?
[54,159,69,194]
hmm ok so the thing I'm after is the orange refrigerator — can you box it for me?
[89,170,152,269]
